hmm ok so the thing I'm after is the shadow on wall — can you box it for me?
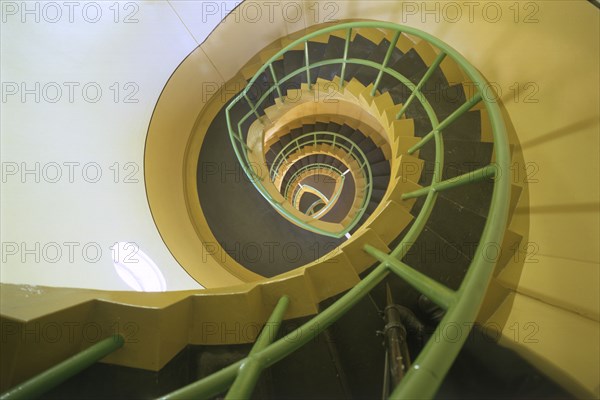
[518,116,599,150]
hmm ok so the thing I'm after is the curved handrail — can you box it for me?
[269,131,369,181]
[292,173,346,220]
[270,131,372,232]
[311,174,346,219]
[283,163,343,199]
[292,183,328,209]
[305,198,325,215]
[199,21,513,400]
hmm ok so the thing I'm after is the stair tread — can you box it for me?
[283,49,305,89]
[306,41,328,84]
[342,33,380,81]
[410,110,482,141]
[352,38,403,87]
[379,48,427,92]
[411,194,487,254]
[318,35,346,81]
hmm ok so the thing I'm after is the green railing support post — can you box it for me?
[268,63,284,102]
[232,132,252,153]
[408,91,483,154]
[401,165,497,200]
[0,335,124,400]
[396,51,447,119]
[244,94,261,119]
[226,296,290,399]
[339,28,352,88]
[364,245,456,309]
[304,41,312,90]
[371,30,401,96]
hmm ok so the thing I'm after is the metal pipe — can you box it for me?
[401,165,497,200]
[1,335,124,400]
[225,296,290,399]
[383,286,411,388]
[408,92,483,154]
[396,52,447,119]
[372,30,402,96]
[339,28,352,87]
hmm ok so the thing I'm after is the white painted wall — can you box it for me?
[0,1,237,290]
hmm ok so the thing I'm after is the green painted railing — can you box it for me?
[269,131,370,183]
[294,174,346,219]
[269,130,372,232]
[198,20,510,399]
[292,182,328,208]
[283,163,343,199]
[306,198,326,215]
[1,335,124,400]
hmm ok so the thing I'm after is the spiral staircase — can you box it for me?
[1,14,597,400]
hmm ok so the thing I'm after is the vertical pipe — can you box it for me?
[383,286,411,388]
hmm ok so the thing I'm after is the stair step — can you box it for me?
[401,225,472,290]
[352,38,403,87]
[342,33,380,81]
[411,195,487,255]
[306,40,328,85]
[418,139,494,186]
[380,48,427,92]
[318,35,346,81]
[404,83,469,121]
[283,49,305,89]
[411,110,482,141]
[366,147,386,164]
[371,159,391,177]
[340,228,390,274]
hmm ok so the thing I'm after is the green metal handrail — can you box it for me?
[306,198,326,215]
[267,131,372,233]
[193,20,512,400]
[292,183,328,209]
[268,131,370,234]
[269,131,370,181]
[283,163,343,199]
[293,172,346,220]
[226,24,439,237]
[311,174,346,219]
[1,335,124,400]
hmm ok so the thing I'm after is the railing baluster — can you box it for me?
[226,296,290,400]
[401,165,497,200]
[268,63,284,102]
[396,51,447,119]
[408,91,483,154]
[244,93,261,119]
[232,132,252,152]
[364,245,456,310]
[371,30,401,96]
[304,41,312,90]
[339,28,352,88]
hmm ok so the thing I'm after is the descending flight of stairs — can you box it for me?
[4,22,565,400]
